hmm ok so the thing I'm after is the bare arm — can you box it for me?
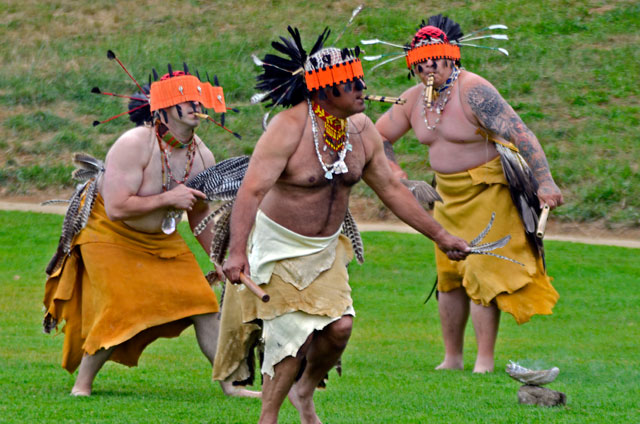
[186,141,220,269]
[464,79,564,209]
[361,116,469,260]
[223,111,304,282]
[102,129,205,221]
[375,87,416,180]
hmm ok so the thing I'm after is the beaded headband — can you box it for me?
[405,42,461,69]
[304,47,365,92]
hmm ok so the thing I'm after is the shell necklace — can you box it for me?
[422,66,460,131]
[307,99,352,180]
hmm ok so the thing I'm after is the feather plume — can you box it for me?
[423,14,464,43]
[193,201,234,236]
[342,209,364,264]
[400,179,442,207]
[494,143,545,267]
[470,212,496,246]
[210,202,234,265]
[186,156,249,201]
[45,153,105,275]
[254,27,330,108]
[41,199,70,206]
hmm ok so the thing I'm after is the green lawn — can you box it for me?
[1,0,639,226]
[0,210,638,423]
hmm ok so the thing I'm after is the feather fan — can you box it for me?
[494,143,545,267]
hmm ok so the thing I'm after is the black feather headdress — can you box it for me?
[413,14,464,47]
[252,27,364,109]
[252,26,331,108]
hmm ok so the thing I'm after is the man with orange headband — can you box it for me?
[216,27,469,423]
[374,15,563,373]
[43,65,253,397]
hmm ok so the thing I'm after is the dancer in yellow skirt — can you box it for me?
[43,61,232,396]
[374,15,563,372]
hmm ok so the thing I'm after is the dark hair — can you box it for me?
[128,84,151,126]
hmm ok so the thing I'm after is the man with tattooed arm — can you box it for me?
[375,15,563,373]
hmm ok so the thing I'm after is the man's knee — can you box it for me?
[327,316,353,346]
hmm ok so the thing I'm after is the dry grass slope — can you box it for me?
[1,0,638,227]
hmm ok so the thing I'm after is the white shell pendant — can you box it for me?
[161,215,176,234]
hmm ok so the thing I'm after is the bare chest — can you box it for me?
[410,84,483,146]
[138,143,205,196]
[284,123,365,188]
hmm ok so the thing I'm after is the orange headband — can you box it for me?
[405,43,461,68]
[149,75,226,113]
[304,59,364,92]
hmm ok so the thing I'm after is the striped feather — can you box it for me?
[210,202,234,265]
[45,153,104,275]
[342,208,364,264]
[187,156,249,201]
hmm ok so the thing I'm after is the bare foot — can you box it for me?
[70,387,91,397]
[472,357,494,373]
[219,381,261,398]
[288,383,321,424]
[435,356,464,370]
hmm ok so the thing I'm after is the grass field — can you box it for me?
[1,210,638,423]
[1,0,639,227]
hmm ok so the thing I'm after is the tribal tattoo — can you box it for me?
[466,84,553,186]
[383,140,399,164]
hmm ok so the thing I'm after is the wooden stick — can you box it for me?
[536,204,550,239]
[363,95,407,105]
[214,262,270,302]
[239,272,270,303]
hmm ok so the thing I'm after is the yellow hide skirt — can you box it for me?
[433,156,558,324]
[43,195,219,373]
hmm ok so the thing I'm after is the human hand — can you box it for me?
[537,181,563,210]
[435,232,470,261]
[167,184,206,211]
[222,254,250,285]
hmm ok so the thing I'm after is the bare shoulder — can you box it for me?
[194,135,216,168]
[350,111,375,132]
[402,82,424,103]
[257,102,307,153]
[351,112,382,159]
[105,126,154,164]
[458,70,500,99]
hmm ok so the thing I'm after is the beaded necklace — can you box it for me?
[155,125,197,234]
[311,102,347,152]
[307,99,352,180]
[156,122,194,149]
[156,130,197,188]
[422,66,460,131]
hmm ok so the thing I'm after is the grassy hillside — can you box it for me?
[1,0,638,227]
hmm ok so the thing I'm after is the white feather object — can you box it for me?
[506,361,559,386]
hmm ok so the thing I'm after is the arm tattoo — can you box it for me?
[467,84,553,184]
[383,140,398,163]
